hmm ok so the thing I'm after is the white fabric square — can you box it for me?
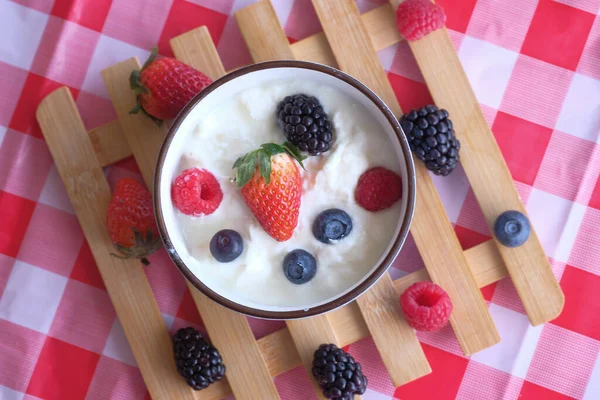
[103,318,138,367]
[0,385,24,400]
[583,352,600,400]
[0,1,48,70]
[459,36,519,109]
[0,125,6,148]
[38,166,75,214]
[378,44,399,72]
[431,165,471,223]
[556,73,600,143]
[81,34,151,98]
[0,261,67,334]
[471,304,543,378]
[527,188,586,262]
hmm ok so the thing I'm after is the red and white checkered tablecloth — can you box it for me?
[0,0,599,398]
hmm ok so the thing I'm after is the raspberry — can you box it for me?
[400,281,453,332]
[355,167,402,212]
[172,168,223,216]
[396,0,446,42]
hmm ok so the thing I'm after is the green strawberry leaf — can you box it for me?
[259,151,272,184]
[236,152,257,188]
[233,154,246,169]
[261,143,285,156]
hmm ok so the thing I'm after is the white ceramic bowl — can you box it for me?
[154,60,416,319]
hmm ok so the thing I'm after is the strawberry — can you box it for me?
[106,178,161,265]
[233,143,306,242]
[129,47,213,124]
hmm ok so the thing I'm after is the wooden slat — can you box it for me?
[235,2,359,399]
[36,88,197,400]
[170,26,226,79]
[102,55,279,400]
[88,119,132,167]
[311,0,500,358]
[235,0,294,62]
[407,27,564,325]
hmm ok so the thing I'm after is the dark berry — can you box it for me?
[276,94,334,155]
[209,229,243,262]
[400,104,460,176]
[283,249,317,284]
[493,210,531,248]
[172,327,226,390]
[313,209,353,244]
[312,344,368,399]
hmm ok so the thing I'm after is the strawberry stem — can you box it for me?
[128,46,163,126]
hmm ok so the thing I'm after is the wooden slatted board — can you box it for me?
[36,0,564,398]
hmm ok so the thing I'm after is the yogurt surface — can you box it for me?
[173,79,404,309]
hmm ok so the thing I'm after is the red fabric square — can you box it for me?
[158,0,228,58]
[0,319,46,392]
[589,174,600,210]
[31,16,100,89]
[454,225,491,250]
[568,207,600,275]
[85,356,147,400]
[492,112,553,185]
[0,61,28,127]
[75,90,117,130]
[553,265,600,341]
[521,0,595,71]
[534,131,600,204]
[9,73,79,139]
[0,191,36,258]
[394,344,469,400]
[500,55,573,129]
[50,0,112,31]
[0,129,53,201]
[70,239,106,291]
[526,324,600,399]
[388,72,434,114]
[26,337,100,400]
[17,203,84,277]
[49,280,116,353]
[437,0,477,33]
[480,282,498,302]
[520,380,576,399]
[175,289,204,328]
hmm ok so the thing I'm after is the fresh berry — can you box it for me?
[396,0,446,42]
[209,229,243,262]
[400,281,453,332]
[494,210,531,248]
[313,209,353,244]
[312,344,368,399]
[130,47,213,123]
[172,327,226,391]
[283,249,317,284]
[355,167,403,212]
[233,143,305,242]
[106,178,161,265]
[171,168,223,216]
[276,94,334,155]
[400,105,460,176]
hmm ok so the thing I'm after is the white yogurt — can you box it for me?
[174,79,403,308]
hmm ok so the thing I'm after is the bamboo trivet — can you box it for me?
[35,0,563,398]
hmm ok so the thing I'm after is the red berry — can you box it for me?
[400,281,453,332]
[396,0,446,42]
[355,167,402,212]
[172,168,223,216]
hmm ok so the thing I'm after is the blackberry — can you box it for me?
[312,344,368,400]
[399,105,461,176]
[172,327,226,391]
[276,94,334,155]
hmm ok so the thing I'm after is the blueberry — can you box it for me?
[312,209,353,244]
[209,229,243,262]
[493,210,531,248]
[283,249,317,284]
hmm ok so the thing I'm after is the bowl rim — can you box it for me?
[154,60,416,320]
